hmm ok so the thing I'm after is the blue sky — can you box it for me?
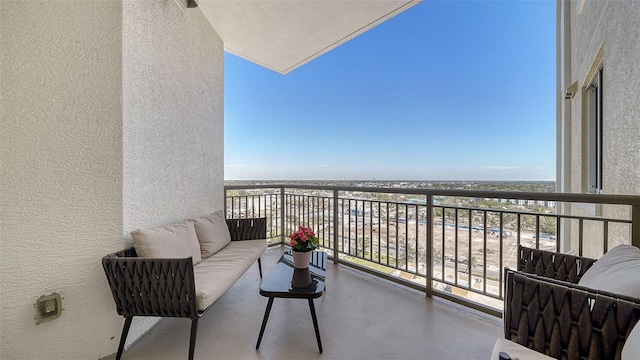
[224,0,556,181]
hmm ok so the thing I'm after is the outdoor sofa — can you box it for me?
[493,245,640,359]
[102,211,267,360]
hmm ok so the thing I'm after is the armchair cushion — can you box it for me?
[491,338,554,360]
[130,220,202,265]
[623,323,640,360]
[190,210,231,258]
[578,244,640,299]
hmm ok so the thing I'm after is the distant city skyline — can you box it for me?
[224,0,556,181]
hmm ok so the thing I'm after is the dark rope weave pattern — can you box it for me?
[518,246,597,284]
[226,218,267,241]
[504,269,640,360]
[102,248,198,319]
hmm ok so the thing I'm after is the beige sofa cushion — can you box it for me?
[131,220,202,265]
[578,244,640,299]
[193,239,267,311]
[491,338,554,360]
[190,210,231,258]
[623,322,640,360]
[582,245,640,360]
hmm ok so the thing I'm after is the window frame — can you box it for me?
[586,66,603,194]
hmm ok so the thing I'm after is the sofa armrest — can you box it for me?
[517,245,596,283]
[102,248,198,318]
[504,268,640,359]
[226,217,266,241]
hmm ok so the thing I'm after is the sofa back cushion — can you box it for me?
[190,210,231,258]
[131,220,202,265]
[577,244,640,299]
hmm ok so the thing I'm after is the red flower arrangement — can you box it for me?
[288,226,319,252]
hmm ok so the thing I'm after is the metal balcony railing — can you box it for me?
[224,184,640,316]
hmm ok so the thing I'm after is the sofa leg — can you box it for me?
[116,316,133,360]
[258,258,263,278]
[189,318,199,360]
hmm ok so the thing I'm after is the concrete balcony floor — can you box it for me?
[120,247,502,360]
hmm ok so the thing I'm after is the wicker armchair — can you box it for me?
[102,217,267,360]
[503,247,640,359]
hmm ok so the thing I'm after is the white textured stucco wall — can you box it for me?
[569,0,640,195]
[122,0,225,347]
[559,0,640,253]
[1,1,124,359]
[1,0,225,358]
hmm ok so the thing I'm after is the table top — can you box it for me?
[259,250,327,299]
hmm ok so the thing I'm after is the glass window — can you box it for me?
[587,67,603,193]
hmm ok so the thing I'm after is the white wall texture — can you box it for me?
[559,0,640,254]
[1,1,124,359]
[122,0,225,346]
[1,0,224,358]
[570,0,640,195]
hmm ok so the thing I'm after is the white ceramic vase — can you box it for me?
[292,250,312,269]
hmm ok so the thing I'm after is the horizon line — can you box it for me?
[224,179,556,183]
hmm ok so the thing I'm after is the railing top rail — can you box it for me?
[224,184,640,206]
[226,185,283,190]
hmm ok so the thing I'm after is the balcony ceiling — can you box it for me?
[196,0,422,74]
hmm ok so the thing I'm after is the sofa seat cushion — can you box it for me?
[131,220,202,265]
[623,322,640,360]
[578,244,640,299]
[193,239,267,311]
[491,338,554,360]
[190,210,231,258]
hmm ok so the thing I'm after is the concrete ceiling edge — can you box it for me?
[199,0,423,75]
[278,0,423,75]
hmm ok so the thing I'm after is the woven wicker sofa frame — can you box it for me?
[102,217,267,360]
[517,245,597,283]
[504,246,640,359]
